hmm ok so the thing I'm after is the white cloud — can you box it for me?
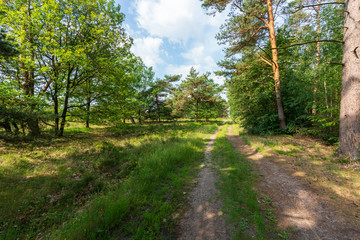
[133,0,226,43]
[132,37,164,68]
[165,64,201,78]
[125,0,229,89]
[181,45,217,72]
[213,75,225,85]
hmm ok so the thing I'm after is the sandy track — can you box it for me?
[177,124,230,240]
[227,125,360,240]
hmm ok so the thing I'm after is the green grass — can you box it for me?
[212,124,281,239]
[0,121,220,239]
[262,140,276,148]
[274,149,299,156]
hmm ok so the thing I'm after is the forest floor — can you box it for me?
[1,121,360,239]
[228,124,360,239]
[0,121,222,239]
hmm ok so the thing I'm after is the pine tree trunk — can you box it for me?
[156,94,161,123]
[339,0,360,160]
[324,80,329,110]
[267,0,286,128]
[195,100,199,122]
[312,1,321,115]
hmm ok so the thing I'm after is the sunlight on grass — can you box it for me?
[233,124,360,224]
[212,124,282,239]
[0,121,220,239]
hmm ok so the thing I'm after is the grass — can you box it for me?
[212,124,282,239]
[232,124,360,226]
[0,121,220,239]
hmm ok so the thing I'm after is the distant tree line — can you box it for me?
[0,0,227,137]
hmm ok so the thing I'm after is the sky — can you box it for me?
[115,0,229,85]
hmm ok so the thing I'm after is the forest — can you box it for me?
[0,0,359,239]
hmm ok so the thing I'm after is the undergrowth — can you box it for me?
[0,121,219,239]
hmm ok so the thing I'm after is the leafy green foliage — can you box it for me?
[0,0,137,136]
[211,0,343,141]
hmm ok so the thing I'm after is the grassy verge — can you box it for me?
[212,124,283,239]
[232,124,360,226]
[0,121,220,239]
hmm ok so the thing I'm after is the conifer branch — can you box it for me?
[276,40,343,49]
[242,26,268,47]
[233,2,270,28]
[291,2,344,13]
[327,62,344,66]
[257,53,272,66]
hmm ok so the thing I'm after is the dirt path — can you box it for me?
[227,125,360,240]
[177,124,231,240]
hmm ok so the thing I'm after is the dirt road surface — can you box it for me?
[227,125,360,240]
[177,124,231,240]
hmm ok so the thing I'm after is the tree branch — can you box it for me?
[327,62,344,66]
[276,39,343,49]
[40,119,55,127]
[233,2,270,28]
[257,53,272,66]
[301,2,344,8]
[291,2,344,13]
[245,26,268,46]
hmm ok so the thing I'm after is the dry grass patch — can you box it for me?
[233,125,360,225]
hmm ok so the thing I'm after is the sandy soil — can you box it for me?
[227,125,360,240]
[177,124,231,240]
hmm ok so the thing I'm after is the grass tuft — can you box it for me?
[212,124,280,239]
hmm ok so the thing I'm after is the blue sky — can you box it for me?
[115,0,228,85]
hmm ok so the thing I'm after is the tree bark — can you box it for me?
[312,0,321,115]
[155,94,161,123]
[195,100,199,122]
[54,81,59,136]
[138,110,142,124]
[12,122,19,134]
[267,0,286,128]
[130,116,136,125]
[324,80,329,110]
[21,1,40,136]
[58,69,72,137]
[86,96,90,128]
[21,57,40,136]
[339,0,360,160]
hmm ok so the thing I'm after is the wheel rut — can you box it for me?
[177,124,230,240]
[227,125,360,240]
